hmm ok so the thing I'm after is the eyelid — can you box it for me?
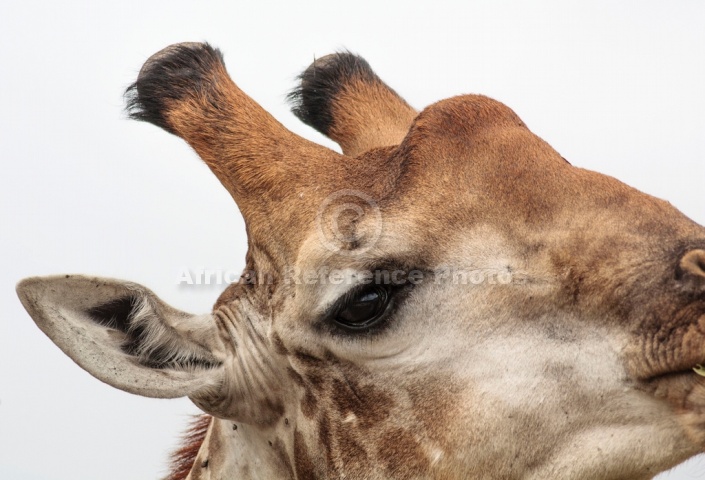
[310,265,424,324]
[314,271,366,317]
[321,278,417,335]
[322,282,369,321]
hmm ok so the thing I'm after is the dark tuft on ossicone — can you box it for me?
[125,42,225,134]
[288,52,379,136]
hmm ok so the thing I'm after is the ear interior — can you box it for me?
[86,295,220,370]
[17,275,224,398]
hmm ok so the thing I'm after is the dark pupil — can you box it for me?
[337,287,387,327]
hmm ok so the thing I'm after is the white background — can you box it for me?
[1,1,704,479]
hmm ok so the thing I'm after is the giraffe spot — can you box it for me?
[272,438,295,479]
[260,397,286,424]
[330,378,393,428]
[336,430,369,475]
[408,375,460,444]
[306,370,326,391]
[293,349,323,367]
[318,415,338,475]
[287,366,305,386]
[294,430,317,479]
[301,389,318,418]
[378,427,429,476]
[272,333,288,355]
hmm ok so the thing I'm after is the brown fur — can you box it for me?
[327,75,417,156]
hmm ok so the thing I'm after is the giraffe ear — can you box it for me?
[16,275,225,399]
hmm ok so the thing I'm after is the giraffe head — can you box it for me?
[17,43,705,478]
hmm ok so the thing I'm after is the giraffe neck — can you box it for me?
[186,417,295,480]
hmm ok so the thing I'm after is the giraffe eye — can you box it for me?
[333,285,391,330]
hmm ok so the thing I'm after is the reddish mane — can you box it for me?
[165,415,212,480]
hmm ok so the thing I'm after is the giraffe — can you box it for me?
[16,42,705,479]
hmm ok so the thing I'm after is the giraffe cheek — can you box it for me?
[189,304,289,425]
[189,356,288,425]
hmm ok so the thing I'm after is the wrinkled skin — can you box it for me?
[16,43,705,479]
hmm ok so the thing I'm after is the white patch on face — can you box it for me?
[461,328,624,408]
